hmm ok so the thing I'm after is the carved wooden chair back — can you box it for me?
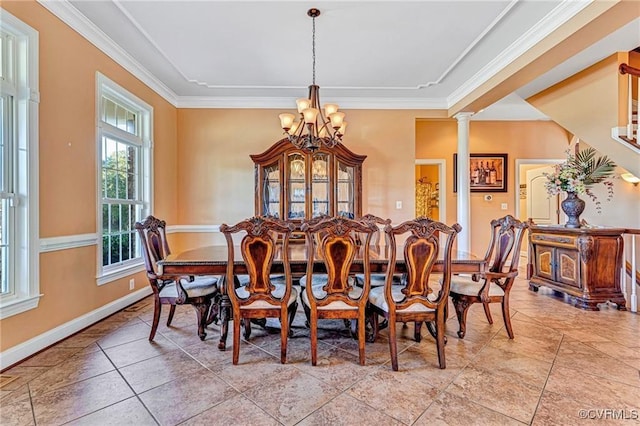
[136,215,171,277]
[482,215,527,285]
[357,213,391,246]
[368,216,461,370]
[450,215,528,340]
[301,216,377,365]
[220,216,297,364]
[135,215,220,342]
[354,214,397,288]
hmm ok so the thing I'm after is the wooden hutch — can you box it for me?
[251,138,366,224]
[527,222,627,311]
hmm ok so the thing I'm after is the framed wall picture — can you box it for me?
[454,153,508,193]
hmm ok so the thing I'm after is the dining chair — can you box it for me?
[368,217,461,370]
[135,215,221,341]
[449,215,528,339]
[301,216,377,366]
[220,216,297,364]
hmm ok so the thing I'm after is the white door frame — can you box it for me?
[514,159,564,220]
[415,159,446,222]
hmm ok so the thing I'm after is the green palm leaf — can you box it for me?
[570,147,615,185]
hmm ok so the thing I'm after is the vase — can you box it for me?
[561,191,585,228]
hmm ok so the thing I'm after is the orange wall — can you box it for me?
[0,1,178,351]
[416,120,570,254]
[173,109,420,251]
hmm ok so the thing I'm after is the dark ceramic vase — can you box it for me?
[561,191,585,228]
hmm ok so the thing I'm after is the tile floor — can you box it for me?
[1,275,639,425]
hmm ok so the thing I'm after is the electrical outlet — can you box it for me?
[129,278,135,290]
[395,200,402,209]
[501,203,508,210]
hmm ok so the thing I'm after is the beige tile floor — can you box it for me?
[1,275,639,425]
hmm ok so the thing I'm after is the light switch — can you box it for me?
[501,203,508,210]
[396,201,402,209]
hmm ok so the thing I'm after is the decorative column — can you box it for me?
[455,112,473,253]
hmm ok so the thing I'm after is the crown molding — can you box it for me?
[176,96,448,110]
[446,0,592,108]
[37,0,178,106]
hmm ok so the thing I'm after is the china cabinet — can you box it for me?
[251,138,366,222]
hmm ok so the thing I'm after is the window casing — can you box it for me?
[97,74,152,284]
[0,11,40,319]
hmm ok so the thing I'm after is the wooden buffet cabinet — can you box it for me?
[251,138,366,222]
[527,223,626,311]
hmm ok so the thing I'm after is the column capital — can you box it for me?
[454,112,474,122]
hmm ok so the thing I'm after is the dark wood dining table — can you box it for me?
[158,244,482,349]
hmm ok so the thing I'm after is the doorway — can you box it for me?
[515,159,564,224]
[415,159,446,221]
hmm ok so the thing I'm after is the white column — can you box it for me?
[455,112,473,253]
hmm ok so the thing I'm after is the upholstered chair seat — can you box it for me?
[299,274,328,288]
[301,284,362,310]
[236,284,298,309]
[449,276,506,297]
[158,276,219,299]
[368,286,436,313]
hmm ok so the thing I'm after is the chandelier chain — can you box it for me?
[312,15,316,85]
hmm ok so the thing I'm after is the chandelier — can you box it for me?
[278,8,346,152]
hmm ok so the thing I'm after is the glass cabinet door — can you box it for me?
[252,138,364,223]
[311,153,329,218]
[287,153,306,219]
[261,161,280,218]
[337,161,355,219]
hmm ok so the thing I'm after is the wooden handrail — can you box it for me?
[620,63,640,77]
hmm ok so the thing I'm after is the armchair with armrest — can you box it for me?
[449,215,528,339]
[135,215,221,341]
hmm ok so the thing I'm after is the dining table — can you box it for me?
[158,244,482,350]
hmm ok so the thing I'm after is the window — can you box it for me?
[0,11,39,319]
[97,74,152,284]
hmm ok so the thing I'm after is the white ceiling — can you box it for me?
[46,1,640,118]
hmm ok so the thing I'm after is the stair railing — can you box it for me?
[619,63,639,143]
[621,229,639,313]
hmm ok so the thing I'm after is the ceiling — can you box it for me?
[45,1,640,119]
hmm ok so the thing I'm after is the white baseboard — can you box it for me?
[0,287,152,370]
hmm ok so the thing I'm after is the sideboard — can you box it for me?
[527,223,627,311]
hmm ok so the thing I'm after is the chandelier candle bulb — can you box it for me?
[303,108,319,124]
[296,98,311,113]
[279,113,295,131]
[329,112,345,129]
[324,104,339,116]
